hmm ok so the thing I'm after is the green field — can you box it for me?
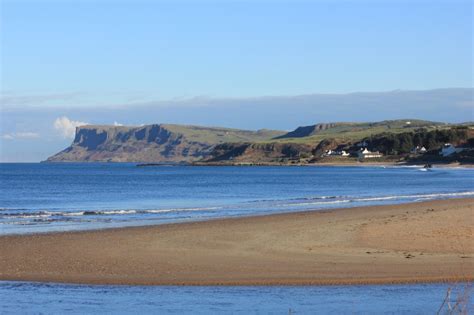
[162,124,286,143]
[270,119,449,144]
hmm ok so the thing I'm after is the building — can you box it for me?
[358,148,382,159]
[323,150,350,157]
[411,146,427,154]
[440,144,463,157]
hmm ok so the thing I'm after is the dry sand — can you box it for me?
[0,198,472,286]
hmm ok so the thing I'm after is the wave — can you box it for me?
[247,195,340,203]
[144,207,221,214]
[1,191,472,223]
[276,200,352,207]
[250,191,474,209]
[285,191,474,207]
[0,206,223,220]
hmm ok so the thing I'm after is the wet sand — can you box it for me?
[0,198,472,286]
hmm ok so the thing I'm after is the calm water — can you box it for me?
[0,281,472,314]
[1,164,473,314]
[1,163,473,234]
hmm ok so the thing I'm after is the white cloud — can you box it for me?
[113,121,123,126]
[54,116,89,138]
[1,132,40,140]
[1,134,14,140]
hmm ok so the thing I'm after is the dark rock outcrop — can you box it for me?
[275,123,349,139]
[312,139,343,157]
[206,142,314,163]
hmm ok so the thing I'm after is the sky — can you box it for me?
[0,0,473,161]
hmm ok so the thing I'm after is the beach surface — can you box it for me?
[0,198,472,286]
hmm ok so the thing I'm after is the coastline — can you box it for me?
[0,198,472,286]
[191,161,474,168]
[37,160,474,168]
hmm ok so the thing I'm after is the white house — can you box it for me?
[411,146,427,154]
[358,148,382,159]
[323,150,350,157]
[440,144,463,157]
[323,149,335,157]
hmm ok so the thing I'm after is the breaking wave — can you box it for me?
[0,207,222,220]
[1,191,472,225]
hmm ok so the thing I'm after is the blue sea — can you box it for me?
[1,163,473,235]
[0,281,472,314]
[0,163,473,313]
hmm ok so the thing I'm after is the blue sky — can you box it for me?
[2,0,472,98]
[0,0,473,161]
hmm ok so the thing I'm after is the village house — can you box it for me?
[357,148,382,159]
[323,150,350,157]
[411,146,427,154]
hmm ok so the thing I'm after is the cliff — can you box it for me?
[46,124,285,163]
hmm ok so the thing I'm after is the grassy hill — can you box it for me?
[271,119,446,144]
[162,124,285,143]
[203,121,473,165]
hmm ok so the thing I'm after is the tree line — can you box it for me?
[362,127,470,155]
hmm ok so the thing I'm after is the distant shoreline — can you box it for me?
[36,160,474,169]
[1,198,472,286]
[192,161,474,168]
[190,160,474,169]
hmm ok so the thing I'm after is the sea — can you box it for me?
[0,163,473,313]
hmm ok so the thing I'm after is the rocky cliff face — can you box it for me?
[47,124,285,163]
[47,125,214,162]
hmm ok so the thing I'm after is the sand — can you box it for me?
[0,198,473,286]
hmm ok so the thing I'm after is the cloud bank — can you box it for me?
[53,116,89,138]
[1,132,40,140]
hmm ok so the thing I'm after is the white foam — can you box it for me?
[144,206,221,214]
[273,191,474,208]
[63,212,86,216]
[101,210,137,215]
[277,200,351,207]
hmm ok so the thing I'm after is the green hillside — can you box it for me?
[162,124,286,143]
[271,119,446,144]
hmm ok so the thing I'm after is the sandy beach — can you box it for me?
[0,198,472,286]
